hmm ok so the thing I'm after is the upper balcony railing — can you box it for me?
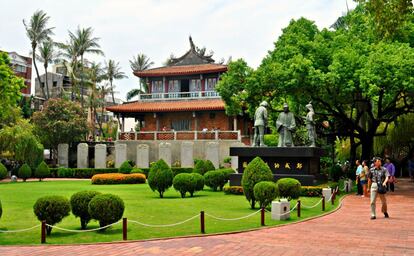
[138,91,220,101]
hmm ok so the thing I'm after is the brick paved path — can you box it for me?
[1,179,413,256]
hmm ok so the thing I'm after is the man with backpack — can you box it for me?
[368,157,390,220]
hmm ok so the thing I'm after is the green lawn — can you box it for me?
[0,180,341,245]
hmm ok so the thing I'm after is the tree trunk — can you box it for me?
[44,64,50,99]
[32,48,47,99]
[110,80,115,104]
[360,133,374,161]
[80,55,84,108]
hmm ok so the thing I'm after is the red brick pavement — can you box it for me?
[1,179,413,256]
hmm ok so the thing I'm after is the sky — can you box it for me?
[0,0,356,101]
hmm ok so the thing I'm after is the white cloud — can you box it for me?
[0,0,356,100]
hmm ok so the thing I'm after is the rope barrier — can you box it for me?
[205,209,261,221]
[301,198,324,209]
[0,224,41,233]
[128,214,199,228]
[45,220,122,233]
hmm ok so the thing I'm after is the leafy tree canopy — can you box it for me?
[32,98,88,151]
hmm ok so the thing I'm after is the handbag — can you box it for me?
[377,182,387,194]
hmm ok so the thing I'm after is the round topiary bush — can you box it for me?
[193,160,215,176]
[189,173,204,196]
[219,168,236,182]
[148,159,173,198]
[119,161,133,174]
[88,194,124,228]
[276,178,302,200]
[33,195,71,235]
[254,181,278,208]
[241,157,274,209]
[18,164,32,182]
[0,162,7,180]
[173,173,192,198]
[35,161,50,181]
[70,191,101,229]
[204,170,226,191]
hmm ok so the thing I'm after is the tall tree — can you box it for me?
[69,27,104,107]
[104,60,127,104]
[85,61,104,136]
[217,5,414,161]
[129,53,153,99]
[36,40,60,99]
[0,52,25,127]
[23,10,54,99]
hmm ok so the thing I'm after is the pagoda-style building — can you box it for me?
[107,37,251,144]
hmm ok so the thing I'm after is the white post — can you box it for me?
[194,131,198,140]
[233,116,237,131]
[154,131,158,141]
[174,131,177,140]
[237,130,241,141]
[215,130,219,140]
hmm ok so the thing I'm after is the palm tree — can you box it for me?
[23,10,54,99]
[104,60,127,104]
[56,40,80,100]
[128,53,154,100]
[69,27,104,107]
[85,61,105,137]
[36,40,60,99]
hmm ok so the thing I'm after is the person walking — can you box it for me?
[361,160,369,197]
[355,160,363,196]
[384,158,396,192]
[368,157,390,220]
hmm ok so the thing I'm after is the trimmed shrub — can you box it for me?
[57,167,74,178]
[91,173,146,185]
[70,191,101,229]
[119,161,133,174]
[0,163,7,180]
[223,157,232,164]
[88,194,125,228]
[241,157,273,209]
[35,161,50,181]
[130,167,144,174]
[300,186,323,197]
[204,170,226,191]
[33,196,71,235]
[276,178,301,200]
[50,168,119,178]
[173,173,192,198]
[18,163,32,181]
[219,168,236,182]
[189,173,204,196]
[254,181,278,208]
[148,159,173,198]
[193,160,215,176]
[224,186,244,195]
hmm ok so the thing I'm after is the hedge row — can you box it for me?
[50,168,119,178]
[224,186,244,195]
[91,173,146,185]
[139,167,193,178]
[225,185,331,198]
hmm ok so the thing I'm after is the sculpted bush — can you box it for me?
[148,159,173,198]
[70,191,101,229]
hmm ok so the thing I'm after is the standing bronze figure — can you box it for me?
[305,103,316,147]
[276,103,296,147]
[252,101,268,147]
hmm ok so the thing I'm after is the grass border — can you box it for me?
[1,194,349,247]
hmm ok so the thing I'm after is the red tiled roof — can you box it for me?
[134,64,227,77]
[106,99,225,113]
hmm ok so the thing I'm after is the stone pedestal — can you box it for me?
[159,142,172,166]
[77,143,89,168]
[137,144,149,168]
[322,188,332,201]
[271,199,290,220]
[58,144,69,167]
[115,144,127,168]
[206,142,219,169]
[181,141,194,167]
[95,144,107,169]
